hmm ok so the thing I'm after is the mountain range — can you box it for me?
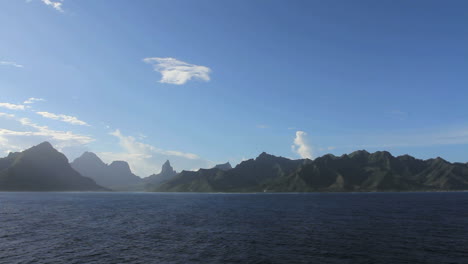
[153,151,468,192]
[1,142,468,192]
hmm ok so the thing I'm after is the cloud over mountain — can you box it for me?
[292,131,313,159]
[98,129,213,176]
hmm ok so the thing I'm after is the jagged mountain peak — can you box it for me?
[73,152,106,166]
[147,160,177,176]
[214,162,232,171]
[25,141,57,155]
[161,160,176,174]
[143,160,178,185]
[256,152,278,160]
[34,141,54,149]
[21,141,68,164]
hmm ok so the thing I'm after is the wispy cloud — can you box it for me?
[98,129,213,176]
[0,115,94,155]
[0,112,15,119]
[0,61,23,68]
[256,124,269,129]
[143,57,211,85]
[110,129,199,160]
[291,131,313,159]
[41,0,64,12]
[24,97,45,104]
[0,103,26,110]
[16,117,93,144]
[36,111,89,126]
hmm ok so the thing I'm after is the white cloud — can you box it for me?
[98,129,213,176]
[16,118,93,145]
[291,131,313,159]
[0,61,23,68]
[36,111,89,126]
[0,103,26,110]
[256,124,269,129]
[0,112,15,119]
[24,97,45,104]
[41,0,64,12]
[0,99,94,156]
[143,57,211,85]
[110,129,200,160]
[0,116,94,156]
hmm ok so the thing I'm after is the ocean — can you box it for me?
[1,192,467,263]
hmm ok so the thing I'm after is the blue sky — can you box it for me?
[1,0,467,176]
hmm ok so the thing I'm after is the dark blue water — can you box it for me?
[0,192,467,264]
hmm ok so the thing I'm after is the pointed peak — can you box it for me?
[35,141,54,149]
[434,157,448,163]
[71,151,107,167]
[257,152,276,160]
[162,160,173,168]
[19,141,68,163]
[159,160,177,176]
[26,141,57,154]
[80,151,100,159]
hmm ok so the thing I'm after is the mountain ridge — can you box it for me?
[153,151,468,192]
[2,142,467,193]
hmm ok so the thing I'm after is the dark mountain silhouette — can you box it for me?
[144,160,177,186]
[213,162,232,171]
[0,142,106,191]
[153,151,468,192]
[152,152,308,192]
[71,152,142,190]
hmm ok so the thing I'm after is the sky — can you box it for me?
[0,0,467,177]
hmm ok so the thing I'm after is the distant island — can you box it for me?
[1,141,468,192]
